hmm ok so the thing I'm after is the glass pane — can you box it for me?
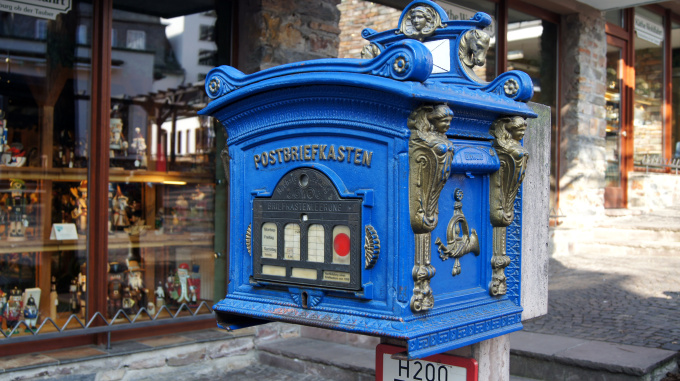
[284,223,301,260]
[606,46,623,187]
[107,3,229,321]
[605,10,624,28]
[507,9,558,211]
[671,22,680,159]
[0,2,91,333]
[307,224,325,263]
[634,8,664,164]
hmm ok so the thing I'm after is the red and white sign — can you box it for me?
[376,344,478,381]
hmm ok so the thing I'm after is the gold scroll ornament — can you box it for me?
[408,104,455,312]
[489,116,529,296]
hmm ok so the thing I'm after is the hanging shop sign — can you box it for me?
[635,14,664,46]
[0,0,72,20]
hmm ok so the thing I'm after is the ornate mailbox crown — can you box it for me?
[200,0,536,359]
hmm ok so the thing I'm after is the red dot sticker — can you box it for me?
[334,233,350,257]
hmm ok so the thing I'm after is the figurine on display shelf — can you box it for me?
[172,263,197,306]
[71,180,88,235]
[23,296,38,331]
[50,276,58,320]
[0,289,7,322]
[190,264,201,302]
[77,263,87,318]
[165,272,176,306]
[107,262,125,318]
[154,208,164,235]
[74,138,88,168]
[126,260,148,314]
[111,186,131,230]
[130,127,147,169]
[190,185,207,217]
[8,179,28,239]
[154,281,165,311]
[57,129,75,167]
[121,287,135,315]
[69,279,79,313]
[2,143,27,167]
[170,195,189,234]
[4,287,23,330]
[109,118,128,159]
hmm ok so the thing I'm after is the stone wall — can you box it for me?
[558,12,608,221]
[337,0,401,58]
[237,0,341,73]
[628,172,680,210]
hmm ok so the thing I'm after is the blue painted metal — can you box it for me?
[200,0,536,359]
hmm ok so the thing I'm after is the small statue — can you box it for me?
[173,263,196,305]
[121,287,135,315]
[190,185,207,217]
[4,287,22,330]
[154,281,165,311]
[109,118,128,159]
[126,260,147,314]
[111,186,130,230]
[49,276,58,320]
[77,263,87,318]
[107,262,125,318]
[69,279,79,313]
[8,179,28,239]
[23,295,39,331]
[71,180,88,235]
[165,273,176,306]
[154,208,164,235]
[3,143,27,167]
[130,127,147,168]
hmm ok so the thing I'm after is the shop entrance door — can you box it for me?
[604,36,630,209]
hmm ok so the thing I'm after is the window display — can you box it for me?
[0,1,225,346]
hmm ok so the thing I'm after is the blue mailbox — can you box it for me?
[200,0,537,359]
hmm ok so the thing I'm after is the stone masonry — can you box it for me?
[558,12,608,221]
[337,0,400,58]
[236,0,342,74]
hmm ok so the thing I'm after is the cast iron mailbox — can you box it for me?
[200,0,537,359]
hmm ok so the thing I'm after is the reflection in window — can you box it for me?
[198,49,217,66]
[126,30,146,50]
[35,20,47,40]
[199,25,215,41]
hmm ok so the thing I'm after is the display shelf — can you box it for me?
[0,167,213,184]
[0,232,214,254]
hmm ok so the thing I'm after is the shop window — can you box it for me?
[671,22,680,159]
[633,7,664,163]
[605,10,625,28]
[126,29,146,50]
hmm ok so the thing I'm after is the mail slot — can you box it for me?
[200,0,538,359]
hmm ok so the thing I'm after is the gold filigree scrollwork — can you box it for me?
[435,189,480,276]
[246,224,252,256]
[408,104,455,312]
[364,225,380,270]
[398,4,446,41]
[489,116,529,296]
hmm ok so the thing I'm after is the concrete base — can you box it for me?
[510,331,679,381]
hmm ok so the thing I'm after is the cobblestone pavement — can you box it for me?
[522,209,680,350]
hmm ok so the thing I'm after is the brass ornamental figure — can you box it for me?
[458,29,491,78]
[435,189,480,276]
[398,4,446,41]
[408,104,455,312]
[489,116,529,296]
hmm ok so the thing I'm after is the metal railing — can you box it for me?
[640,155,680,174]
[0,301,214,349]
